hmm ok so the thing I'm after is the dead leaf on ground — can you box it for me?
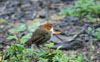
[50,14,65,21]
[0,56,2,61]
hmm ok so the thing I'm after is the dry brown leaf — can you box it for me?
[0,56,2,61]
[51,14,65,21]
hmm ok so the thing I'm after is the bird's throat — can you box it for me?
[50,27,54,37]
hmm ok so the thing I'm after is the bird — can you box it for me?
[25,23,61,48]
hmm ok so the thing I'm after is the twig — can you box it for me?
[70,27,86,42]
[54,25,66,42]
[54,26,86,42]
[55,35,64,41]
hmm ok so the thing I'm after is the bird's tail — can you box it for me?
[24,39,32,47]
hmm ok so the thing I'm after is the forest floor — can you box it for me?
[0,0,100,62]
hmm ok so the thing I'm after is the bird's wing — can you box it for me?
[25,35,44,46]
[25,28,49,46]
[31,35,45,43]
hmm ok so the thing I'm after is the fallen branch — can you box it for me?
[55,26,86,42]
[51,26,87,50]
[69,27,86,42]
[51,41,83,50]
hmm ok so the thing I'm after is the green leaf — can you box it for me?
[6,36,18,40]
[9,24,26,34]
[28,21,41,32]
[20,33,32,44]
[57,46,62,50]
[16,44,24,53]
[45,42,54,48]
[0,18,6,24]
[23,48,34,56]
[59,0,100,22]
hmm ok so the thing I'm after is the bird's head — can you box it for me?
[41,23,53,32]
[41,23,61,34]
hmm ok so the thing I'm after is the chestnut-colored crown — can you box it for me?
[41,23,53,31]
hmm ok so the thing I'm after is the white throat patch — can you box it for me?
[50,27,54,36]
[51,27,54,33]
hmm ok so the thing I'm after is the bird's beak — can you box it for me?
[53,31,61,34]
[51,27,61,34]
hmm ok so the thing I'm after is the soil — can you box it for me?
[0,0,100,61]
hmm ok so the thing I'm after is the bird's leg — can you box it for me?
[36,44,48,52]
[36,45,44,52]
[31,44,40,52]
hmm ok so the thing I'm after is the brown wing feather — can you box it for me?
[25,28,50,46]
[25,34,44,46]
[31,35,45,43]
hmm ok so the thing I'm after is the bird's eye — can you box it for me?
[48,25,52,28]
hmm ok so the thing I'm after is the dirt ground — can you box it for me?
[0,0,100,62]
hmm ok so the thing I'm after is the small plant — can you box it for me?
[7,21,43,44]
[36,43,88,62]
[0,42,88,62]
[1,44,34,62]
[0,18,6,24]
[2,22,88,62]
[88,27,100,41]
[95,28,100,41]
[7,24,30,44]
[37,49,88,62]
[59,0,100,22]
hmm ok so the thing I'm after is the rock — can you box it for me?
[21,3,31,8]
[38,9,48,18]
[0,15,6,18]
[24,11,36,19]
[20,18,27,23]
[0,28,3,32]
[15,11,24,19]
[0,0,7,2]
[61,0,76,4]
[21,6,34,11]
[7,7,16,12]
[0,6,5,13]
[39,14,46,18]
[96,42,100,48]
[50,14,65,21]
[64,16,79,22]
[7,18,15,22]
[49,10,57,14]
[0,10,15,16]
[20,0,30,4]
[6,1,20,8]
